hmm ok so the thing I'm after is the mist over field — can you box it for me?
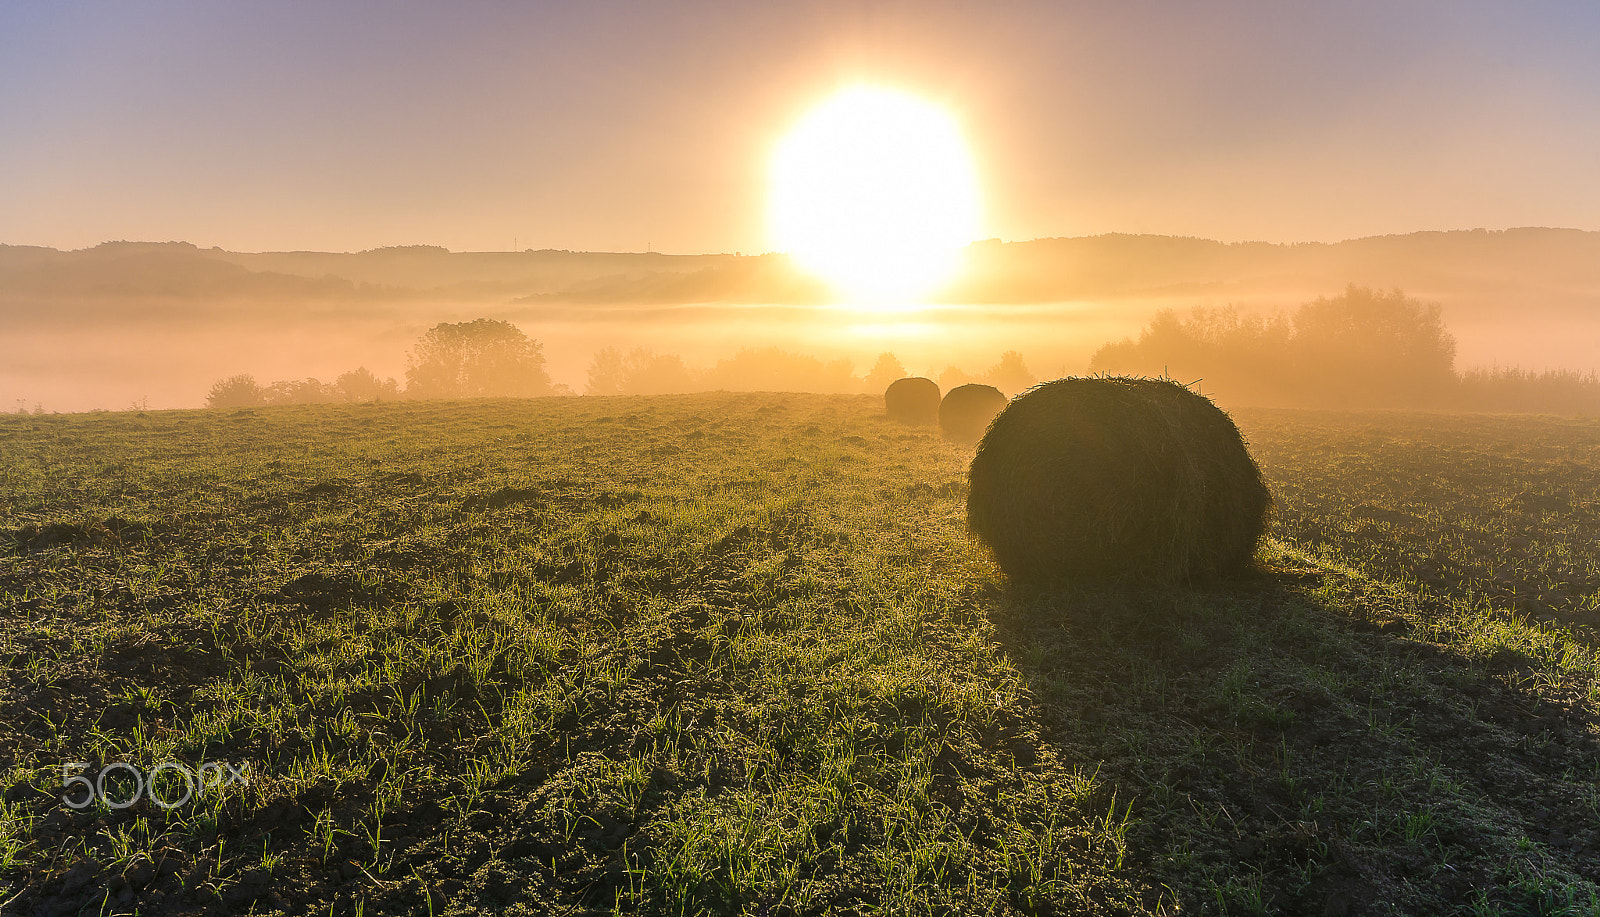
[4,228,1599,413]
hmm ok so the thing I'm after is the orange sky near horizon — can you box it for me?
[4,1,1600,256]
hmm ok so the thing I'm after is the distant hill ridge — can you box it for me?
[3,229,1599,317]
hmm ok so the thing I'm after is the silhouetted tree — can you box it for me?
[864,352,908,393]
[982,351,1037,395]
[825,358,857,392]
[335,367,400,402]
[586,347,697,395]
[405,319,551,399]
[264,378,337,405]
[206,374,266,408]
[622,348,696,395]
[586,348,626,395]
[1089,286,1456,408]
[938,365,973,391]
[1289,286,1456,407]
[1091,306,1294,401]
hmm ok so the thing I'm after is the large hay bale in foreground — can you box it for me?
[967,376,1270,587]
[884,377,940,425]
[939,383,1008,443]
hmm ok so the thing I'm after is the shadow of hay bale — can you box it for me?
[939,383,1008,444]
[885,377,940,425]
[966,376,1270,588]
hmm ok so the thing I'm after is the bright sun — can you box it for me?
[770,85,981,304]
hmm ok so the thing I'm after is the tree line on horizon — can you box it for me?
[206,318,555,408]
[197,288,1599,414]
[583,348,1036,399]
[202,318,1041,409]
[1090,285,1600,412]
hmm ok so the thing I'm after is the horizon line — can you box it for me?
[4,225,1596,258]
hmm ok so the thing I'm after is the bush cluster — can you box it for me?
[1090,285,1597,413]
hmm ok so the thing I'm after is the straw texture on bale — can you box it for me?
[966,376,1270,587]
[939,383,1008,443]
[884,377,940,425]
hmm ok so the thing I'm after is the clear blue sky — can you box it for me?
[3,0,1598,253]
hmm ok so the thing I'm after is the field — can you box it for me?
[2,394,1598,916]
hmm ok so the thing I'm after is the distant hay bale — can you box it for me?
[966,376,1270,588]
[939,384,1008,443]
[884,377,940,425]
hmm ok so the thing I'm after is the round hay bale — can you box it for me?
[966,376,1270,587]
[939,383,1008,443]
[884,377,940,425]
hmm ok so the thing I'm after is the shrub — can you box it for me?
[205,374,266,409]
[1456,368,1600,414]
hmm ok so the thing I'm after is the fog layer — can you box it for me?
[2,230,1596,412]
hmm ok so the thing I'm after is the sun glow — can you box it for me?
[770,86,982,304]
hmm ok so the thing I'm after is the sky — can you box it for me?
[3,1,1600,254]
